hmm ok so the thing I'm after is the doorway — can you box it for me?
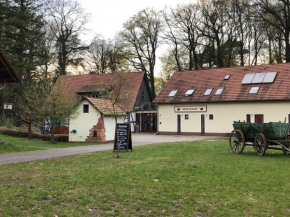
[201,114,205,134]
[141,113,157,132]
[177,115,181,134]
[255,114,264,123]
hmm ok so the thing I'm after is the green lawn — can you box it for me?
[0,134,100,154]
[0,139,290,216]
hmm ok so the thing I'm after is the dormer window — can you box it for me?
[204,88,213,96]
[184,89,195,96]
[168,89,178,97]
[215,87,224,95]
[249,86,260,94]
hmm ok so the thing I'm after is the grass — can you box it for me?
[0,138,290,216]
[0,134,100,154]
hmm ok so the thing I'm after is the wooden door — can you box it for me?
[201,115,205,134]
[255,114,264,123]
[177,115,181,134]
[141,113,157,132]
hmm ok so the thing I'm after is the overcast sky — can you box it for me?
[79,0,195,75]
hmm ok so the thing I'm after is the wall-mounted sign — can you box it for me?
[4,104,12,110]
[175,106,207,113]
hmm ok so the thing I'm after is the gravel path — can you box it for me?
[0,134,214,165]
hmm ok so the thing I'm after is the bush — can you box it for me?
[0,127,68,142]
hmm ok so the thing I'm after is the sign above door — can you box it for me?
[174,106,207,113]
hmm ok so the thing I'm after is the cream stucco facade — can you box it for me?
[157,101,290,135]
[69,101,125,142]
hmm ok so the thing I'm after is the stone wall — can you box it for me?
[86,117,106,142]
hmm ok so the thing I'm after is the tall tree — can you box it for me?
[46,0,90,76]
[120,8,163,99]
[254,0,290,62]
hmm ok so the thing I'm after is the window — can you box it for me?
[249,86,260,94]
[83,104,89,113]
[215,87,224,95]
[209,114,214,120]
[204,88,213,96]
[185,114,189,119]
[168,89,178,97]
[184,89,195,96]
[224,75,230,80]
[246,114,251,123]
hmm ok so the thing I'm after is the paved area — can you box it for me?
[0,134,214,166]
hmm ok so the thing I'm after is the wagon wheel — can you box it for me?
[229,129,245,154]
[253,133,268,156]
[283,134,290,155]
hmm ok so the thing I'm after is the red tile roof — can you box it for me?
[154,63,290,104]
[85,97,126,116]
[53,71,145,112]
[0,49,20,83]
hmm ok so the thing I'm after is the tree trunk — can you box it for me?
[50,120,55,142]
[28,118,32,140]
[285,31,290,62]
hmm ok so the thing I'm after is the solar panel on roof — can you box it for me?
[252,72,266,83]
[241,73,255,84]
[262,72,277,83]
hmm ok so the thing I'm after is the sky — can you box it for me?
[79,0,195,75]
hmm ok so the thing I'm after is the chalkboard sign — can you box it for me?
[114,123,132,151]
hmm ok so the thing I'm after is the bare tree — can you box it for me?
[120,8,163,99]
[46,0,90,76]
[254,0,290,62]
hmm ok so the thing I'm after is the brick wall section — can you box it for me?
[86,117,106,142]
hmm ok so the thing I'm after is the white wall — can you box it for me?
[69,101,101,142]
[104,116,126,141]
[158,101,290,134]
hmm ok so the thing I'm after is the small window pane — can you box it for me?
[263,72,277,83]
[242,73,255,84]
[168,89,178,97]
[249,86,260,94]
[215,87,224,95]
[83,104,89,113]
[204,88,213,96]
[184,89,195,96]
[252,73,266,84]
[209,114,214,120]
[224,75,230,80]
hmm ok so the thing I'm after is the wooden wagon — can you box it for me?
[229,121,290,156]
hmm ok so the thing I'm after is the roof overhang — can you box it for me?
[0,49,20,83]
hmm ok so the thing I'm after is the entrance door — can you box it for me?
[255,114,264,123]
[201,115,205,134]
[141,113,157,132]
[177,115,181,134]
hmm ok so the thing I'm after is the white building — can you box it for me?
[52,71,156,142]
[154,63,290,136]
[70,97,126,142]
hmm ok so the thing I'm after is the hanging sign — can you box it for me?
[4,104,13,110]
[175,106,207,113]
[114,123,132,151]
